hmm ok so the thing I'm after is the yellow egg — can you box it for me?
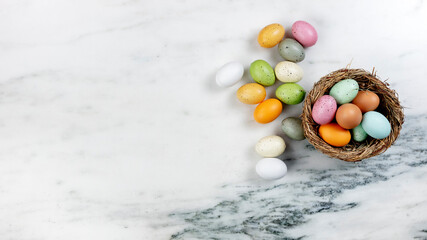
[257,23,285,48]
[237,83,266,104]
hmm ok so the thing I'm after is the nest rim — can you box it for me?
[301,68,404,162]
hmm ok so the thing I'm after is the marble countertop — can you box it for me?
[0,0,426,239]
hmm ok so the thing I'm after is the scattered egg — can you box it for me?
[257,23,285,48]
[276,83,306,105]
[291,21,318,47]
[254,99,283,124]
[275,61,304,83]
[255,135,286,157]
[215,61,244,87]
[278,38,305,62]
[255,158,287,180]
[237,83,266,104]
[250,60,276,86]
[281,117,305,140]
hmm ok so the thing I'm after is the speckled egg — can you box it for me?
[278,38,305,62]
[329,79,359,104]
[352,124,368,142]
[291,21,318,47]
[256,158,287,180]
[250,60,276,86]
[275,83,306,105]
[237,83,266,104]
[257,23,285,48]
[215,61,244,87]
[311,95,337,125]
[275,61,303,83]
[361,111,391,139]
[255,135,286,157]
[281,117,305,140]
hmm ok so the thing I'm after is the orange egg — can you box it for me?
[352,90,380,113]
[319,123,351,147]
[237,83,266,104]
[254,99,283,124]
[257,23,285,48]
[336,103,363,129]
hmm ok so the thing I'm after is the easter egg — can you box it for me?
[352,124,368,142]
[215,61,244,87]
[319,123,351,147]
[312,95,337,125]
[255,135,286,157]
[236,83,266,104]
[291,21,318,47]
[281,117,305,140]
[278,38,305,62]
[336,103,363,129]
[276,83,306,105]
[254,99,283,124]
[329,79,359,104]
[361,111,391,139]
[275,61,304,83]
[257,23,285,48]
[256,158,287,180]
[352,90,380,113]
[250,60,276,86]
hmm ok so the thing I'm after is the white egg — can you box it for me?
[274,61,303,83]
[255,135,286,157]
[215,61,244,87]
[256,158,287,180]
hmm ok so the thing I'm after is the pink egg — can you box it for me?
[291,21,318,47]
[312,95,337,125]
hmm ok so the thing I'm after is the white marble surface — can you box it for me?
[0,0,426,239]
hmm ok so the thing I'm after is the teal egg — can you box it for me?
[275,83,306,105]
[329,79,359,104]
[278,39,305,62]
[281,117,305,140]
[249,60,275,86]
[361,111,391,139]
[352,124,368,142]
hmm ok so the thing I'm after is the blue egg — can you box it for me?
[361,111,391,139]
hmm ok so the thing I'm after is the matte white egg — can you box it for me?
[255,135,286,157]
[256,158,287,180]
[215,61,244,87]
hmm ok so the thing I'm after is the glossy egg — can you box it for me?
[275,61,304,83]
[257,23,285,48]
[329,79,359,104]
[255,135,286,157]
[215,61,244,87]
[352,124,368,142]
[256,158,287,180]
[336,103,363,129]
[254,99,283,124]
[319,123,351,147]
[291,21,318,47]
[250,60,276,86]
[278,38,305,62]
[361,111,391,139]
[352,90,380,113]
[275,83,306,105]
[281,117,305,140]
[237,83,266,104]
[312,95,337,125]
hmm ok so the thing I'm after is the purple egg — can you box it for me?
[312,95,337,125]
[292,21,318,47]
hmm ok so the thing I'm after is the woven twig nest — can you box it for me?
[301,68,404,162]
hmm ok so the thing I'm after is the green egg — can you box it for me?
[249,60,275,86]
[352,124,368,142]
[281,117,305,140]
[275,83,306,105]
[329,79,359,104]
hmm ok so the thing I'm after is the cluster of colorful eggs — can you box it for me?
[215,21,318,180]
[312,79,391,147]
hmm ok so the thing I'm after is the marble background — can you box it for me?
[0,0,426,239]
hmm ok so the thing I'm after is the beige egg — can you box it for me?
[255,135,286,157]
[274,61,303,83]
